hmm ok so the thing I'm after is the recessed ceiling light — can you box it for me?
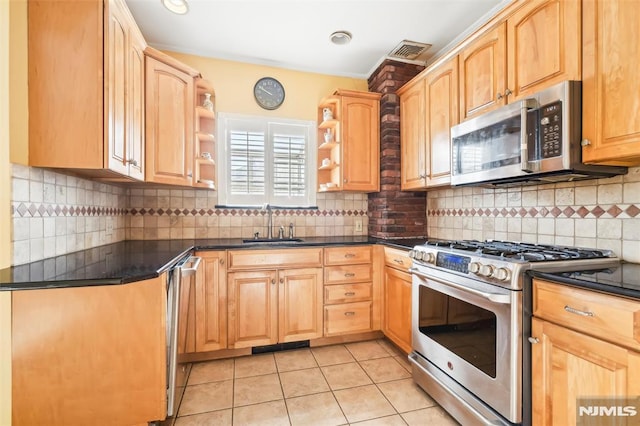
[161,0,189,15]
[330,31,352,45]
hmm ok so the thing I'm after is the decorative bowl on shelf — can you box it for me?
[322,107,333,121]
[326,182,337,188]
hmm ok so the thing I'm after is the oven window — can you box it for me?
[418,286,497,378]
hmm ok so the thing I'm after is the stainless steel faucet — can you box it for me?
[263,203,273,239]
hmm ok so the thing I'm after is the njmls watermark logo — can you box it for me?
[577,397,640,425]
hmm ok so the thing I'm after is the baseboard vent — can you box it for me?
[252,340,310,354]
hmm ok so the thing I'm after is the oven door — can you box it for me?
[410,267,522,424]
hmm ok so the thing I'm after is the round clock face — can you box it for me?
[253,77,285,110]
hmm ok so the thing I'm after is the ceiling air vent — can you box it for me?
[387,40,432,64]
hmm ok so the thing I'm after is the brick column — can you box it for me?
[367,60,427,239]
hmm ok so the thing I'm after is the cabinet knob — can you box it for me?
[127,159,138,166]
[528,337,539,344]
[581,139,592,147]
[187,173,193,178]
[279,278,284,284]
[344,179,348,183]
[504,88,512,96]
[271,279,275,285]
[496,92,503,100]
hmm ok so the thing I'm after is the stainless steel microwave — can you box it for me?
[450,81,626,186]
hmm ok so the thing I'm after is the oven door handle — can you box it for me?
[409,268,512,305]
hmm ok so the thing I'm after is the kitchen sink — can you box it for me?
[242,238,305,244]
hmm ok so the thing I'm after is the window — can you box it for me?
[217,113,316,207]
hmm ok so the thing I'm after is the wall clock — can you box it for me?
[253,77,285,110]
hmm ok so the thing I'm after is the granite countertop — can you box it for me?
[0,237,420,291]
[531,262,640,300]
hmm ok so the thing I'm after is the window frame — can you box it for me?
[217,112,317,207]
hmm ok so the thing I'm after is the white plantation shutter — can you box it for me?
[229,130,265,195]
[218,113,316,207]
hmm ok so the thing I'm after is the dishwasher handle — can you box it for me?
[180,256,202,277]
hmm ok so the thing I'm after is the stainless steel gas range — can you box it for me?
[407,240,620,425]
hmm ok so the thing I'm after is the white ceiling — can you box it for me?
[125,0,509,79]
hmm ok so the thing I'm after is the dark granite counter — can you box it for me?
[530,262,640,300]
[0,237,422,291]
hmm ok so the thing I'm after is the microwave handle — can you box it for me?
[520,99,539,173]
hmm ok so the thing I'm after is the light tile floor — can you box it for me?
[175,339,459,425]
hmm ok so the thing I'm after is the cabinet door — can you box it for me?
[341,95,380,192]
[425,56,458,188]
[105,0,129,177]
[194,251,227,352]
[227,270,278,349]
[145,56,194,185]
[507,0,580,101]
[582,0,640,166]
[383,266,412,354]
[278,268,323,342]
[531,318,640,426]
[399,78,427,190]
[127,27,145,181]
[459,23,507,121]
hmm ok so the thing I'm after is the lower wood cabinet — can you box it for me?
[382,247,412,353]
[227,267,323,348]
[531,279,640,425]
[12,275,167,425]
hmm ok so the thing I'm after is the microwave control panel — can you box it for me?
[539,101,562,158]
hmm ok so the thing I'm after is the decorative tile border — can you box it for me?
[11,202,367,219]
[428,204,640,219]
[128,207,367,217]
[11,202,127,218]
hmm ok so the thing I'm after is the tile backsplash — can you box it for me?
[9,164,640,265]
[427,167,640,263]
[10,164,127,265]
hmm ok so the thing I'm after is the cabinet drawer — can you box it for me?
[227,248,322,270]
[384,247,411,270]
[324,302,372,336]
[324,283,372,304]
[324,246,372,266]
[533,279,640,351]
[324,264,372,284]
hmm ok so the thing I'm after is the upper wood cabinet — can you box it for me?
[399,57,458,190]
[317,90,381,193]
[459,24,507,121]
[28,0,146,180]
[581,0,640,166]
[459,0,580,121]
[144,48,199,186]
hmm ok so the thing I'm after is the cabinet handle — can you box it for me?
[564,305,594,317]
[393,259,404,264]
[279,278,284,284]
[127,159,138,166]
[220,259,225,265]
[344,272,355,278]
[581,139,592,147]
[271,279,275,285]
[504,88,512,96]
[344,311,355,316]
[344,179,348,183]
[344,253,356,258]
[496,92,503,100]
[187,173,193,178]
[528,337,539,344]
[344,292,356,296]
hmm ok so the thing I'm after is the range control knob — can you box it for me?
[423,252,435,264]
[478,264,495,277]
[468,262,481,274]
[493,267,511,281]
[408,250,416,259]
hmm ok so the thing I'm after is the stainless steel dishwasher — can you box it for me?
[166,254,201,418]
